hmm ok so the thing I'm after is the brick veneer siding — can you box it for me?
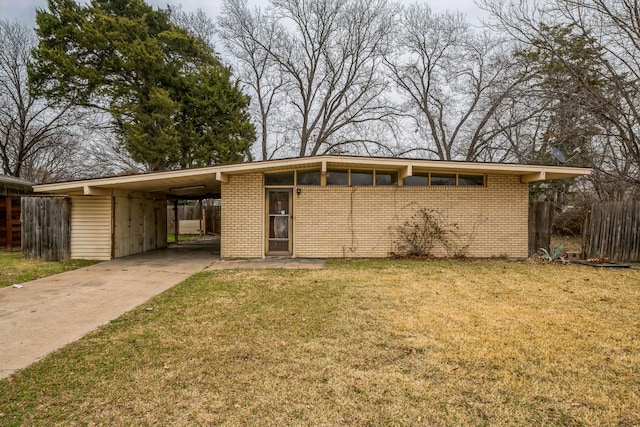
[221,173,264,258]
[293,174,528,258]
[221,173,529,259]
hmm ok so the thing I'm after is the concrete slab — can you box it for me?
[0,245,217,379]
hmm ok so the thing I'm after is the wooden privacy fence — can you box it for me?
[528,201,553,256]
[167,204,220,235]
[167,205,199,234]
[583,200,640,262]
[21,197,71,260]
[204,206,221,235]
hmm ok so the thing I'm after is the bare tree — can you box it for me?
[218,0,287,160]
[0,20,85,183]
[479,0,640,197]
[218,0,398,158]
[386,4,526,161]
[169,5,217,49]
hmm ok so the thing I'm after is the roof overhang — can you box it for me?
[33,155,592,198]
[1,175,33,195]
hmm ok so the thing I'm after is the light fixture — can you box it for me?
[169,185,206,192]
[296,187,302,195]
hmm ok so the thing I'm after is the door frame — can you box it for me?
[265,188,293,255]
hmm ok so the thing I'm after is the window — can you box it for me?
[403,172,484,187]
[297,169,321,185]
[376,171,397,186]
[458,174,484,186]
[326,170,349,186]
[430,173,456,186]
[264,171,294,186]
[350,170,373,186]
[403,173,429,186]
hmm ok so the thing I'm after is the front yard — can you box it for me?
[0,260,638,425]
[0,252,97,288]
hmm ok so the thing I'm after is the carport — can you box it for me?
[33,167,228,260]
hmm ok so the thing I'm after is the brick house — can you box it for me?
[33,155,590,260]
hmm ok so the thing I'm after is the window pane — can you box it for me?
[269,216,289,238]
[430,173,456,186]
[264,171,294,186]
[403,174,429,186]
[351,170,373,186]
[269,240,288,252]
[268,191,289,215]
[297,169,321,185]
[458,174,484,186]
[376,172,397,186]
[326,170,348,185]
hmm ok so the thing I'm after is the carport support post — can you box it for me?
[173,199,179,245]
[6,196,12,251]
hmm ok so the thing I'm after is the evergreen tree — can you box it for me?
[30,0,255,171]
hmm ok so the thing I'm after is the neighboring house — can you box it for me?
[33,155,590,260]
[1,175,33,251]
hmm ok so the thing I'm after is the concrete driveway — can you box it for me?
[0,245,218,379]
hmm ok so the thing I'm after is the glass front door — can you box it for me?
[266,189,292,254]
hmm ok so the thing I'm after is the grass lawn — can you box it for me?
[1,260,638,425]
[166,233,202,243]
[0,252,98,288]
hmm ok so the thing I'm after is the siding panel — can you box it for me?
[70,196,112,260]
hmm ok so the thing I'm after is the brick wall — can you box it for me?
[221,173,263,258]
[293,174,528,258]
[222,173,529,259]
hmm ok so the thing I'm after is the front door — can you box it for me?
[266,189,292,254]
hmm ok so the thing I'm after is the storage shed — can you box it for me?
[33,156,590,260]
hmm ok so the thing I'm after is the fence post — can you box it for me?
[581,207,591,259]
[528,201,554,257]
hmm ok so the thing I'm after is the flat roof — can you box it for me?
[0,175,33,194]
[33,155,591,198]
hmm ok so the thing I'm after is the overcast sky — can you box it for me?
[1,0,485,26]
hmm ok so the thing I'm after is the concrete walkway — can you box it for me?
[0,246,326,379]
[0,246,217,379]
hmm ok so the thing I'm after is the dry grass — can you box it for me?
[0,252,98,288]
[1,260,639,425]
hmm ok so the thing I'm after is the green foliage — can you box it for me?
[538,244,567,264]
[515,23,608,168]
[516,23,610,206]
[30,0,255,171]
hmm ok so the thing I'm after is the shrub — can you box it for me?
[393,208,447,257]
